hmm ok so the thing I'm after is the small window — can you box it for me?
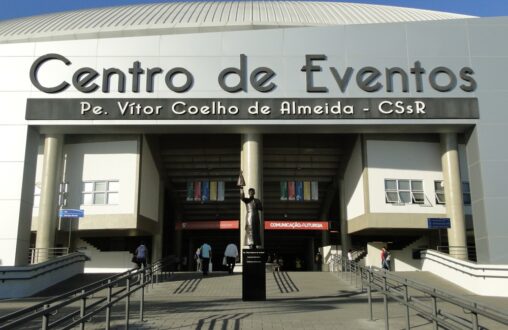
[462,182,471,205]
[385,179,424,205]
[33,183,41,208]
[434,181,446,204]
[82,180,119,205]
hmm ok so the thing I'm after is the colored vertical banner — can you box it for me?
[186,181,194,201]
[194,181,201,201]
[311,181,319,200]
[210,181,217,201]
[296,181,303,201]
[304,181,311,201]
[202,180,210,202]
[217,181,225,201]
[280,181,288,200]
[288,181,295,200]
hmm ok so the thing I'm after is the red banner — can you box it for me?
[265,221,329,230]
[177,220,239,230]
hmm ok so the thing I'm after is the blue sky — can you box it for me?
[0,1,507,21]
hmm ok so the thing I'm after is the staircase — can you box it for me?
[76,238,135,273]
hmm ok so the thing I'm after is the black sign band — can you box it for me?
[26,98,479,121]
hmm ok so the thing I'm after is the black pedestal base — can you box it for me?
[242,249,266,301]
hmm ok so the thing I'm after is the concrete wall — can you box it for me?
[31,138,139,231]
[344,137,365,220]
[366,238,428,271]
[367,139,446,214]
[139,136,160,222]
[421,250,508,297]
[75,238,135,273]
[0,253,86,298]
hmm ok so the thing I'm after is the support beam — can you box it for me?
[441,133,467,260]
[240,134,263,250]
[339,179,352,257]
[35,134,63,262]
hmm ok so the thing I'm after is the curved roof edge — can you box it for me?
[0,1,474,44]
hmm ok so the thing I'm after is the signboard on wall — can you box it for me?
[264,221,329,230]
[177,220,239,230]
[58,209,84,218]
[26,98,479,121]
[427,218,451,229]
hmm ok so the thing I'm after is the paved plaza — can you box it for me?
[95,271,492,330]
[1,270,507,329]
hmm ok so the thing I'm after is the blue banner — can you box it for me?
[295,181,303,201]
[202,180,210,202]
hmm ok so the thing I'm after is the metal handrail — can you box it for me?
[423,249,508,275]
[29,247,70,264]
[332,256,508,330]
[436,245,476,260]
[0,252,88,281]
[0,255,178,329]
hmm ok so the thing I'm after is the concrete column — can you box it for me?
[339,179,352,258]
[152,182,165,262]
[441,133,467,260]
[35,134,63,262]
[240,133,263,249]
[174,213,183,267]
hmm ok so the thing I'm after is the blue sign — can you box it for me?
[427,218,450,229]
[59,209,84,218]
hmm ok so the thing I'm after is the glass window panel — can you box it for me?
[398,180,410,190]
[411,180,423,191]
[385,180,397,190]
[83,193,93,205]
[95,181,107,192]
[94,193,106,204]
[108,181,119,191]
[83,182,94,192]
[108,192,119,204]
[412,192,424,204]
[34,196,40,208]
[399,191,411,203]
[462,182,470,193]
[436,193,446,204]
[434,181,444,192]
[463,193,471,205]
[386,192,399,203]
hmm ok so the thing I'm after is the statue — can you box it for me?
[240,187,263,249]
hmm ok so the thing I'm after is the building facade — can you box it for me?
[0,1,507,270]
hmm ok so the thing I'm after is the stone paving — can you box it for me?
[95,271,441,330]
[1,270,507,329]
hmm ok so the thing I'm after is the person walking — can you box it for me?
[381,246,391,270]
[315,251,322,271]
[200,242,212,276]
[135,242,148,269]
[384,247,391,270]
[347,249,353,272]
[223,242,239,274]
[195,247,202,272]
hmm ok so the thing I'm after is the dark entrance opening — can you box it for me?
[155,133,356,268]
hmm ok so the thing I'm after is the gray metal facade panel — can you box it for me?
[0,1,472,43]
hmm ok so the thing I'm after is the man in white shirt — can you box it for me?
[224,243,239,274]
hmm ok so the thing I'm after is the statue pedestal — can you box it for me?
[242,249,266,301]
